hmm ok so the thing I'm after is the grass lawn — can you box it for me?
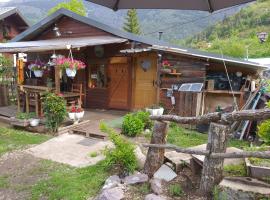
[0,127,51,156]
[167,123,249,148]
[31,160,109,200]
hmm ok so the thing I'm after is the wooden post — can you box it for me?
[144,121,167,177]
[35,93,39,117]
[25,91,29,114]
[199,122,229,195]
[55,66,61,94]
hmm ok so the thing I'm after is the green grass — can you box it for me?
[104,117,123,129]
[0,127,51,156]
[167,123,249,148]
[167,124,208,148]
[223,164,247,177]
[89,151,98,158]
[0,175,9,188]
[169,183,183,197]
[31,160,109,200]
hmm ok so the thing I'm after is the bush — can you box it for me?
[101,123,137,174]
[258,119,270,144]
[122,113,144,137]
[135,111,153,129]
[42,92,67,133]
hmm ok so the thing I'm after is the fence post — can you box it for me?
[144,121,167,177]
[199,122,229,195]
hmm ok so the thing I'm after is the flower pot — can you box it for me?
[30,118,40,127]
[157,107,164,116]
[66,68,77,78]
[68,112,75,120]
[33,70,43,77]
[160,68,171,74]
[75,111,84,119]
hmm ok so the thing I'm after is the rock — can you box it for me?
[153,164,177,182]
[123,172,149,185]
[135,146,146,169]
[145,194,167,200]
[218,177,270,200]
[96,187,124,200]
[150,178,163,195]
[102,175,121,190]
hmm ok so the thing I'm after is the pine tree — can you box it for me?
[123,9,141,35]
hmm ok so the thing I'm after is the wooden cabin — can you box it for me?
[0,7,29,41]
[0,9,265,117]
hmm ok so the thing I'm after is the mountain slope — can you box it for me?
[0,0,245,42]
[182,0,270,58]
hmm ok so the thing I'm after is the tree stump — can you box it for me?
[199,122,230,196]
[144,121,167,177]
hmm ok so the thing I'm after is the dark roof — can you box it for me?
[11,8,266,70]
[0,7,30,27]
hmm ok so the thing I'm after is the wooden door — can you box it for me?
[133,55,157,109]
[107,63,130,110]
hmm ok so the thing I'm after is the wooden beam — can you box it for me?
[54,66,61,94]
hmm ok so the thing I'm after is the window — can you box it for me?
[88,64,107,88]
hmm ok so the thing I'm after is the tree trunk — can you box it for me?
[144,121,167,177]
[199,122,229,196]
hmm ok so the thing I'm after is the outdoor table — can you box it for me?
[17,85,54,117]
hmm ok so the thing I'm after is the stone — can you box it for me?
[123,172,149,185]
[153,164,177,182]
[96,187,124,200]
[135,146,146,169]
[218,177,270,200]
[102,175,121,190]
[145,194,167,200]
[150,178,163,195]
[165,151,192,172]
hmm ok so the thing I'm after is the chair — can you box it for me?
[70,83,85,106]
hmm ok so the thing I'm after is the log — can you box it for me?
[144,121,168,177]
[150,112,221,125]
[150,109,270,125]
[199,122,230,196]
[142,143,210,156]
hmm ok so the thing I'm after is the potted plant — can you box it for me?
[68,106,76,120]
[55,57,86,78]
[10,112,36,127]
[146,104,164,116]
[75,107,85,120]
[28,61,47,77]
[160,60,172,74]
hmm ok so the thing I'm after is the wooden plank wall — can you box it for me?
[34,16,113,40]
[160,54,206,116]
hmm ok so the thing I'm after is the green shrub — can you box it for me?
[169,184,183,197]
[135,111,153,129]
[42,92,67,133]
[258,119,270,144]
[122,113,144,137]
[101,123,137,174]
[16,112,36,120]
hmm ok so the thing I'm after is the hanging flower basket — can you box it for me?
[33,70,43,77]
[55,57,86,78]
[66,68,77,78]
[28,61,47,78]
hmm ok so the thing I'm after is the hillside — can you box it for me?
[0,0,244,42]
[182,0,270,59]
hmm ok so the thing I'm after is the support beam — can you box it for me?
[199,123,229,195]
[54,66,61,94]
[144,121,167,177]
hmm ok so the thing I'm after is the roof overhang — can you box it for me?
[0,36,127,53]
[151,45,268,71]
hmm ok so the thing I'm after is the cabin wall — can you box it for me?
[35,16,113,40]
[160,53,206,115]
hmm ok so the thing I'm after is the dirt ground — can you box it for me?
[0,150,54,200]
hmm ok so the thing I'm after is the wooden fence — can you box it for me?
[142,109,270,195]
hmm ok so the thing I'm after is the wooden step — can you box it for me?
[71,121,107,140]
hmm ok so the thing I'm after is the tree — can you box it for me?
[123,9,141,35]
[48,0,87,16]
